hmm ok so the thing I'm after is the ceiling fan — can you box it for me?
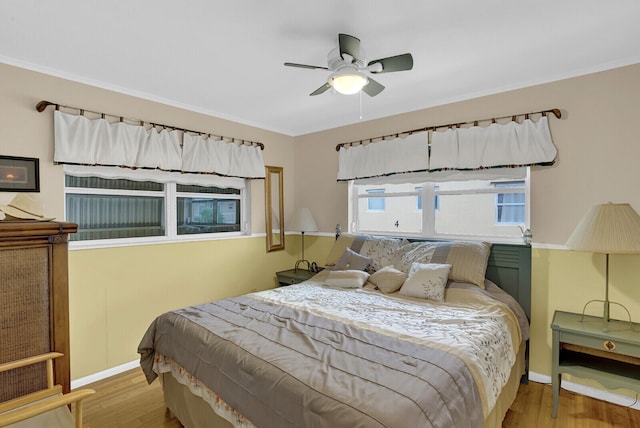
[284,33,413,97]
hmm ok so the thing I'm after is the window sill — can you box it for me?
[68,232,251,250]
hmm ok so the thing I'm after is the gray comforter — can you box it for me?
[138,292,484,428]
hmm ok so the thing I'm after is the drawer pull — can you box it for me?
[603,340,616,352]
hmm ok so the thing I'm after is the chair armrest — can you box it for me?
[0,389,95,428]
[0,385,63,414]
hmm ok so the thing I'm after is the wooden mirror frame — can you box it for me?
[265,166,284,252]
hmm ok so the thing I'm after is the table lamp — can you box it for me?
[289,208,318,271]
[565,202,640,331]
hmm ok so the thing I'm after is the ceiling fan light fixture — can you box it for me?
[329,70,368,95]
[284,33,412,97]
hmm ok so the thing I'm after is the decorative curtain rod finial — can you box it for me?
[36,100,55,112]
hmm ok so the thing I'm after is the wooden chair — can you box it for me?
[0,353,95,428]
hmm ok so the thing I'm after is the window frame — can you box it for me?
[64,171,250,249]
[175,188,242,235]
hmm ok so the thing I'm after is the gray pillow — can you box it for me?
[332,247,372,271]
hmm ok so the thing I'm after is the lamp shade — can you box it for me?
[565,203,640,253]
[289,208,318,232]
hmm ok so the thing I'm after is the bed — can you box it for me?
[138,235,531,428]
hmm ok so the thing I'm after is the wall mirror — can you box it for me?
[265,165,284,252]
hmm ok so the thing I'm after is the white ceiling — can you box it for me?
[1,1,639,136]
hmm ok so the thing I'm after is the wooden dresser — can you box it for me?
[0,221,77,401]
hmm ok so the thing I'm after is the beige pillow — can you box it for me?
[325,270,370,288]
[369,265,407,293]
[399,263,451,301]
[358,236,403,272]
[392,241,436,273]
[324,234,358,266]
[429,241,491,288]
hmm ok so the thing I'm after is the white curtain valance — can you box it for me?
[337,116,557,181]
[182,134,265,179]
[54,111,265,179]
[429,117,556,170]
[337,131,428,181]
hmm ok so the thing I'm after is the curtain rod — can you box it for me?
[35,100,265,150]
[335,108,562,151]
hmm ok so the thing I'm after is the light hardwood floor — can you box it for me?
[82,367,640,427]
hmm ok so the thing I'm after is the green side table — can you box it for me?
[551,310,640,418]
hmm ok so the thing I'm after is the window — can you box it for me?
[494,181,525,224]
[366,189,386,211]
[176,184,241,235]
[356,184,422,233]
[65,174,245,244]
[350,169,529,242]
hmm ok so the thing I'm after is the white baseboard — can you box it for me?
[529,371,640,410]
[71,359,140,389]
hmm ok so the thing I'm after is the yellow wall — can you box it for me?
[2,59,640,401]
[69,235,314,378]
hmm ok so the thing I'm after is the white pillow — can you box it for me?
[325,270,370,288]
[399,263,451,301]
[369,265,407,294]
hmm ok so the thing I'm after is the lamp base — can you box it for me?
[295,259,311,272]
[580,299,633,332]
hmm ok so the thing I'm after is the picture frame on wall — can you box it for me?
[0,156,40,192]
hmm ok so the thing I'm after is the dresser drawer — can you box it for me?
[558,330,640,359]
[276,269,316,286]
[280,277,299,286]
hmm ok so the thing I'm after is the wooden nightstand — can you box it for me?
[551,310,640,418]
[276,268,317,287]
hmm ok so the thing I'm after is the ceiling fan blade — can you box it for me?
[284,62,329,70]
[310,82,331,96]
[368,53,414,73]
[338,33,360,62]
[362,78,385,97]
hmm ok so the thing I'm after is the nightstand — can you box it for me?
[551,310,640,418]
[276,268,317,286]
